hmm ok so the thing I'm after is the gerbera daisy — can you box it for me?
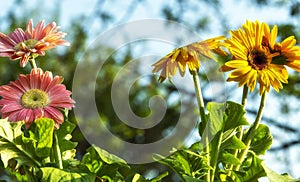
[152,36,227,82]
[0,19,70,67]
[220,20,288,95]
[0,68,75,128]
[261,23,300,71]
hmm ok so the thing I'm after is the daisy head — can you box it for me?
[261,23,300,72]
[152,36,226,82]
[220,20,288,95]
[0,68,75,128]
[0,19,70,67]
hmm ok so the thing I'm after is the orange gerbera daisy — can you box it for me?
[220,20,288,95]
[0,19,70,67]
[152,36,227,82]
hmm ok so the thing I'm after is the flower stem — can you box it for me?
[234,91,267,171]
[191,71,206,131]
[228,86,248,175]
[191,70,210,182]
[210,131,223,182]
[53,130,63,169]
[29,59,37,69]
[241,86,248,106]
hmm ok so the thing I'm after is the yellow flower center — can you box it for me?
[14,39,38,51]
[248,50,268,70]
[21,89,49,109]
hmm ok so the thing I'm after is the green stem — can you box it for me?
[210,131,223,182]
[234,91,267,171]
[191,70,206,123]
[53,130,63,169]
[29,59,37,69]
[241,86,248,107]
[236,86,249,141]
[227,86,248,175]
[191,70,210,182]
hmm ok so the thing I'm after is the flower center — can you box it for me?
[248,50,268,70]
[14,39,38,51]
[21,89,49,109]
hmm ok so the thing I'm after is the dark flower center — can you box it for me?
[248,50,268,70]
[21,89,49,109]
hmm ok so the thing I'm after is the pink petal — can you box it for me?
[1,104,23,113]
[25,19,33,39]
[44,107,64,125]
[20,54,30,67]
[9,29,26,43]
[0,32,16,47]
[33,20,45,40]
[7,110,22,122]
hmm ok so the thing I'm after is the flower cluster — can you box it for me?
[153,20,300,95]
[0,19,74,129]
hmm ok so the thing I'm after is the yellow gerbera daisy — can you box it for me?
[152,36,226,82]
[220,20,288,95]
[261,24,300,71]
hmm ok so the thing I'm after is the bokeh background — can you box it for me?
[0,0,299,181]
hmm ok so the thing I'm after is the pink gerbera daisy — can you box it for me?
[0,19,70,67]
[0,68,75,128]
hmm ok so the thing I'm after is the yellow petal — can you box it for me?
[229,66,251,78]
[247,69,257,92]
[225,60,248,68]
[180,47,189,60]
[270,25,278,47]
[171,49,180,63]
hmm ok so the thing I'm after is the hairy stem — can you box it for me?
[234,91,267,171]
[191,70,210,182]
[241,86,248,106]
[228,86,248,176]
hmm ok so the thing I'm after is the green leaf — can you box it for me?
[261,162,300,182]
[149,171,168,182]
[182,175,206,182]
[154,149,210,180]
[86,144,127,165]
[0,118,41,168]
[205,101,249,172]
[154,153,191,177]
[234,152,266,182]
[221,135,246,150]
[131,172,168,182]
[41,167,96,182]
[82,145,131,180]
[198,115,207,136]
[81,152,102,173]
[206,102,225,135]
[223,101,249,131]
[249,124,272,155]
[34,118,54,158]
[56,119,77,157]
[205,101,249,137]
[219,152,240,165]
[132,173,147,182]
